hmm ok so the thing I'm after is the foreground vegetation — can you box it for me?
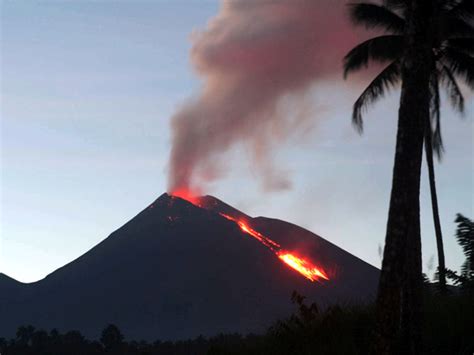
[1,290,472,355]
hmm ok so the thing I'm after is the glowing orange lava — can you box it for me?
[220,213,281,250]
[277,252,329,281]
[172,193,329,282]
[220,213,328,282]
[170,188,201,206]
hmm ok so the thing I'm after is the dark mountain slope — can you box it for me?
[199,195,379,303]
[0,193,379,340]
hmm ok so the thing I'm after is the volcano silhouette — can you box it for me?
[0,193,379,340]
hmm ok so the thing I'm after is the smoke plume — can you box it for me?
[168,0,359,194]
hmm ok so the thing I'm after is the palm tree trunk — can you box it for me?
[374,1,432,354]
[374,78,427,355]
[424,126,447,291]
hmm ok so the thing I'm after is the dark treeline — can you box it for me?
[1,290,473,355]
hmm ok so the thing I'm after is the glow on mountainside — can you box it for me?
[171,193,329,282]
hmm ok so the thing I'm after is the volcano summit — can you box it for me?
[0,194,379,340]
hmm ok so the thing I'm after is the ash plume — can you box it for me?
[168,0,359,194]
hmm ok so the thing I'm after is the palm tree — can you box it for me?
[343,0,473,352]
[345,0,473,291]
[446,213,474,291]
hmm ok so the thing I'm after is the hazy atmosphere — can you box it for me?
[1,0,472,285]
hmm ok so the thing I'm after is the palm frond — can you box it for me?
[443,48,474,88]
[449,0,474,23]
[447,37,474,54]
[343,35,403,78]
[382,0,409,11]
[445,268,465,285]
[348,3,406,33]
[439,65,465,113]
[352,60,401,133]
[455,213,474,277]
[443,15,474,39]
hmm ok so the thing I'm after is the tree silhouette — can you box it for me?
[15,325,35,346]
[446,214,474,291]
[344,0,473,293]
[100,324,124,352]
[455,214,474,276]
[343,0,473,353]
[30,329,48,353]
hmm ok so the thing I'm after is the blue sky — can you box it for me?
[1,0,472,283]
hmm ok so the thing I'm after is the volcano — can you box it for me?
[0,193,379,340]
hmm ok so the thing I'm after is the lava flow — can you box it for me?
[220,213,281,250]
[171,193,329,282]
[221,214,329,282]
[277,252,329,281]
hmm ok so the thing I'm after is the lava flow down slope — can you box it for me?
[0,193,379,340]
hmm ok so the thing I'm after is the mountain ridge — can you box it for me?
[0,193,379,340]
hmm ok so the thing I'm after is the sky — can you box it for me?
[1,0,472,283]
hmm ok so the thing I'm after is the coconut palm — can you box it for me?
[345,0,473,290]
[446,213,474,291]
[455,214,474,275]
[343,0,473,352]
